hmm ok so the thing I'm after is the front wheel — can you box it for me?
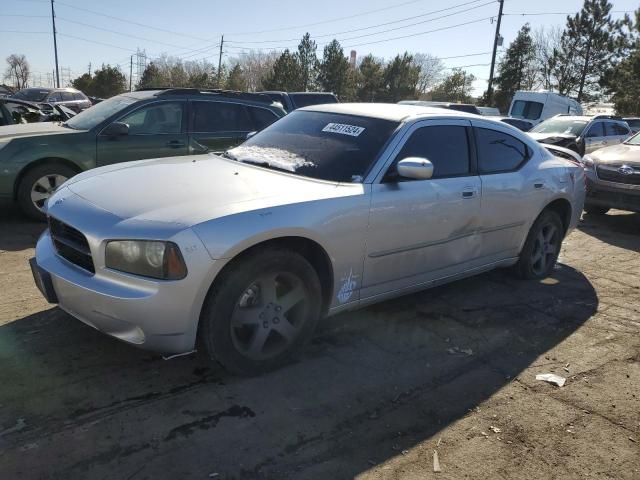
[516,210,564,279]
[17,163,76,221]
[199,248,322,376]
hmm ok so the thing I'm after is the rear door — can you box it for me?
[188,101,256,154]
[604,121,631,146]
[472,121,547,261]
[96,100,188,166]
[584,121,606,153]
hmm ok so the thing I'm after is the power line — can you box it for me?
[54,1,213,41]
[225,0,491,44]
[57,32,138,52]
[503,10,632,16]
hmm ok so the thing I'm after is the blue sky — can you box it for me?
[2,0,637,93]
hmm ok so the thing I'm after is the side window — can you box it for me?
[48,92,62,102]
[73,92,85,101]
[611,123,630,136]
[192,101,253,132]
[393,125,470,179]
[475,127,529,174]
[585,122,604,138]
[61,92,75,101]
[120,102,184,134]
[249,107,279,130]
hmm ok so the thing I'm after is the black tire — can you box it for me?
[516,210,564,280]
[584,205,609,215]
[17,163,77,221]
[199,248,322,376]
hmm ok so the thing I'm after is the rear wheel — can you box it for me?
[516,210,564,279]
[17,163,76,221]
[200,248,322,376]
[584,205,609,215]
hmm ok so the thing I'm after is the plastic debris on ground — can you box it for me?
[433,450,441,472]
[535,373,566,387]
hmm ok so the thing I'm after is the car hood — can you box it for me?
[62,154,361,226]
[0,121,81,139]
[590,143,640,165]
[528,132,577,142]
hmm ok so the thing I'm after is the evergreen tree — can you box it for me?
[137,62,164,89]
[356,54,384,102]
[88,65,127,98]
[71,73,92,93]
[317,40,351,98]
[551,0,623,101]
[261,49,303,91]
[226,64,247,91]
[493,24,536,112]
[601,9,640,114]
[429,69,476,103]
[381,52,420,102]
[297,33,318,92]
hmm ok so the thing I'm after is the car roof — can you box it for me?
[299,102,476,122]
[127,88,283,110]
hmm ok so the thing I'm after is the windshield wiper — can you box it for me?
[220,151,238,161]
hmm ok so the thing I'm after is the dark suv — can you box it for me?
[0,88,286,219]
[12,87,92,113]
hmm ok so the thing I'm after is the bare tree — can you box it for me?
[412,53,444,97]
[4,54,30,89]
[228,50,280,91]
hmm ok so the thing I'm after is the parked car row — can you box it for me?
[12,87,92,113]
[0,97,76,126]
[29,103,585,374]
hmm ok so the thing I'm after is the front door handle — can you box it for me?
[462,190,476,198]
[534,182,544,189]
[166,140,185,148]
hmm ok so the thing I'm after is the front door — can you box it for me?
[584,121,606,153]
[604,121,631,147]
[96,101,188,166]
[362,120,482,299]
[188,101,254,154]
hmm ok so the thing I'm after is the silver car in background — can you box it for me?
[30,104,585,375]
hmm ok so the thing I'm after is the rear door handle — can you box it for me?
[166,140,185,148]
[534,182,544,189]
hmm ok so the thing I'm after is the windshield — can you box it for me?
[13,89,50,102]
[226,111,399,182]
[65,95,137,130]
[531,118,587,136]
[511,100,544,120]
[625,131,640,145]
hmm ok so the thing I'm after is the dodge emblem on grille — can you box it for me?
[618,165,635,175]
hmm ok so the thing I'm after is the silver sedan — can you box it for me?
[30,104,585,375]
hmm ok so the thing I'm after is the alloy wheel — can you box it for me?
[230,272,309,361]
[530,223,560,276]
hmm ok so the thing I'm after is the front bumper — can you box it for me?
[33,226,219,354]
[585,170,640,213]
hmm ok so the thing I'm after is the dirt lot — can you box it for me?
[0,202,638,480]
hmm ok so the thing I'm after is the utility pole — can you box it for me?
[486,0,504,105]
[50,0,60,88]
[217,35,224,88]
[129,55,133,92]
[88,63,91,76]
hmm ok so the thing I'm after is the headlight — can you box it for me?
[581,155,594,168]
[105,240,187,280]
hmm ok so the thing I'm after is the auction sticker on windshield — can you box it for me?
[322,123,365,137]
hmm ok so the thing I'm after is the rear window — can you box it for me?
[248,107,279,130]
[625,119,640,128]
[511,100,543,120]
[73,92,86,101]
[13,89,50,102]
[475,127,529,173]
[193,101,253,132]
[290,93,338,109]
[605,122,629,136]
[226,110,399,182]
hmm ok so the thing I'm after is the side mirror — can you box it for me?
[102,122,129,137]
[397,157,434,180]
[246,131,257,140]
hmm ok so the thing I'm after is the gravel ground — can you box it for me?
[0,203,638,480]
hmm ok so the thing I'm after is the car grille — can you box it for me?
[48,217,95,274]
[596,164,640,185]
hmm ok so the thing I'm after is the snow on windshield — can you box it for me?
[230,145,316,172]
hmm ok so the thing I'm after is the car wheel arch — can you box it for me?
[543,198,572,235]
[203,236,335,318]
[13,157,83,199]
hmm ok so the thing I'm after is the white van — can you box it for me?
[509,91,582,125]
